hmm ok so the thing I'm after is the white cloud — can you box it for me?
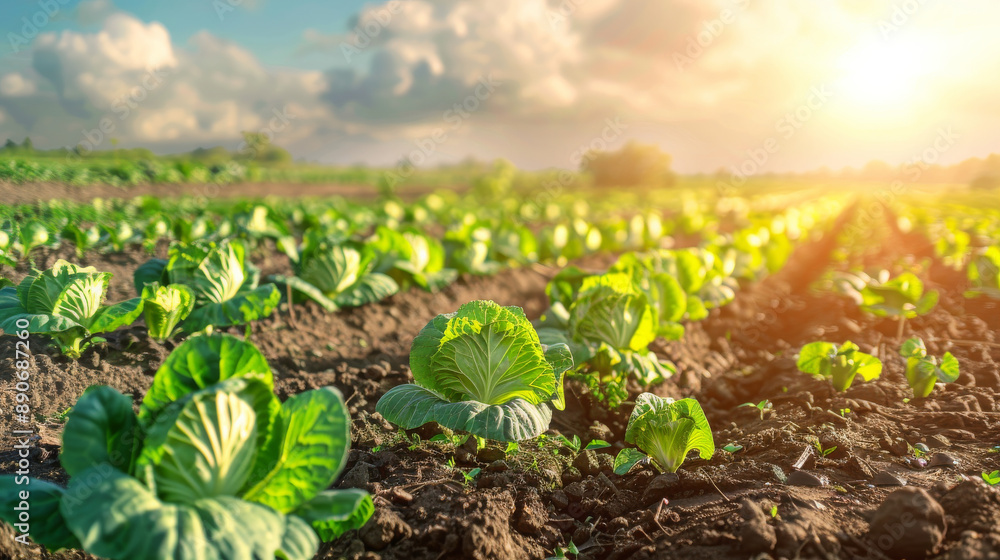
[32,14,177,106]
[0,73,37,97]
[1,13,330,151]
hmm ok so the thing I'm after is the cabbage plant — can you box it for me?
[271,231,399,312]
[368,225,457,291]
[376,300,572,441]
[0,229,15,267]
[140,282,195,342]
[567,273,675,387]
[17,219,53,257]
[899,337,960,398]
[0,260,143,357]
[859,271,938,319]
[615,394,715,474]
[797,340,882,392]
[61,223,101,258]
[609,253,687,339]
[965,246,1000,299]
[134,239,280,331]
[0,333,373,559]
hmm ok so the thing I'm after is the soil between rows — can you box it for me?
[1,222,999,560]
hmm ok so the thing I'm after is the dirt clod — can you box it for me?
[360,509,413,551]
[739,499,776,553]
[868,487,946,560]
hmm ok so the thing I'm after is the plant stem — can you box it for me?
[897,317,906,341]
[286,282,297,328]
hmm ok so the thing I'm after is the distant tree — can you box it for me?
[861,160,895,181]
[237,131,291,164]
[971,174,1000,190]
[471,159,515,200]
[582,141,675,188]
[21,137,33,151]
[3,139,16,151]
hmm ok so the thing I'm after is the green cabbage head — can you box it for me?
[0,333,372,559]
[377,300,573,441]
[134,239,280,331]
[0,260,143,357]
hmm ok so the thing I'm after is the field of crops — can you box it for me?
[0,180,998,560]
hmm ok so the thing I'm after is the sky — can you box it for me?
[0,0,998,173]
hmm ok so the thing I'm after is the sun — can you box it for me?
[835,38,937,110]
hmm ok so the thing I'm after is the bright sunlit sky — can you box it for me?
[0,0,997,173]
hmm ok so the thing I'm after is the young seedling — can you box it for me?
[899,337,960,398]
[797,341,882,392]
[546,541,579,560]
[723,444,744,453]
[813,440,837,458]
[739,400,773,420]
[460,467,481,486]
[838,408,851,417]
[859,271,938,339]
[557,434,582,453]
[983,470,1000,486]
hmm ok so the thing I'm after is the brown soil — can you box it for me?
[1,208,999,560]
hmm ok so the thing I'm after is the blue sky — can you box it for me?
[1,0,365,69]
[1,0,999,172]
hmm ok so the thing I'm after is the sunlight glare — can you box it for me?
[835,39,938,110]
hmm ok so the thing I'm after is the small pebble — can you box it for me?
[927,452,957,468]
[786,470,828,487]
[873,470,907,486]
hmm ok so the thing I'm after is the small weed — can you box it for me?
[983,470,1000,485]
[546,541,579,560]
[813,440,836,457]
[740,400,773,420]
